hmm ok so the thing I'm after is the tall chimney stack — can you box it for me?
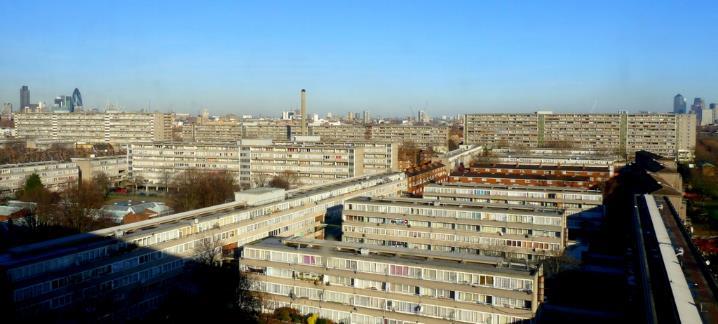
[300,89,307,136]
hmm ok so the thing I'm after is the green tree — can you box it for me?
[24,173,43,193]
[16,174,60,228]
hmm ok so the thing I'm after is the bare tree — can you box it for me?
[161,170,172,192]
[541,253,579,278]
[283,170,301,187]
[253,172,271,188]
[58,181,112,232]
[269,176,290,189]
[132,175,146,193]
[399,140,420,166]
[168,169,238,212]
[92,172,111,198]
[268,170,301,189]
[194,236,222,266]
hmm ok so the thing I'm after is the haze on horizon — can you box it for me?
[1,0,717,117]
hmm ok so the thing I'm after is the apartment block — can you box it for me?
[128,140,398,190]
[486,149,620,169]
[464,114,540,149]
[242,237,541,324]
[313,141,398,175]
[541,113,622,151]
[406,162,448,196]
[310,125,450,151]
[464,112,697,160]
[128,142,241,189]
[310,125,369,141]
[153,113,174,143]
[675,113,697,162]
[354,142,399,175]
[423,182,604,230]
[181,121,243,142]
[0,161,79,195]
[71,155,128,186]
[343,197,565,261]
[468,163,611,187]
[14,112,174,146]
[370,125,450,152]
[240,139,365,187]
[242,123,295,141]
[449,171,597,190]
[0,172,407,320]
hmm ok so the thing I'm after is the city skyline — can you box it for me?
[1,1,717,115]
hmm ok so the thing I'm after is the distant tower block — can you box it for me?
[300,89,308,135]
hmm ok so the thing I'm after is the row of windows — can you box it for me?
[346,206,563,227]
[344,224,561,242]
[243,248,534,291]
[7,172,404,302]
[302,272,531,309]
[424,187,602,202]
[257,282,528,324]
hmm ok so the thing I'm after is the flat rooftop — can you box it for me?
[0,160,76,168]
[0,172,404,265]
[450,171,592,182]
[239,187,285,195]
[70,155,125,161]
[347,196,565,217]
[405,162,446,176]
[471,163,610,172]
[490,153,619,161]
[424,182,603,195]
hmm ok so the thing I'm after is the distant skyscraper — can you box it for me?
[711,103,717,110]
[692,97,705,112]
[362,110,370,125]
[63,96,73,112]
[346,111,355,121]
[673,94,686,114]
[71,88,82,111]
[20,85,30,109]
[692,97,706,124]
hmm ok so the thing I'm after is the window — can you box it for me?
[302,255,317,265]
[389,264,409,276]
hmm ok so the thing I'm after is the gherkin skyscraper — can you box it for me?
[71,88,82,112]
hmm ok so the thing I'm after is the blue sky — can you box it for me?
[1,0,717,117]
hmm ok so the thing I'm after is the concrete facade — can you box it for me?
[14,112,174,146]
[243,237,541,324]
[0,161,78,195]
[342,197,566,262]
[464,113,697,161]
